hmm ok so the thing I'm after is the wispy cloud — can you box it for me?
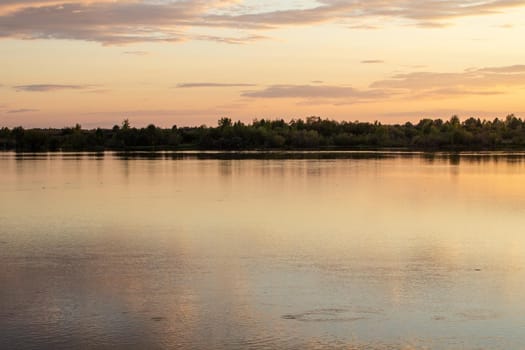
[177,82,256,88]
[347,24,380,30]
[206,0,525,28]
[14,84,96,92]
[419,88,505,97]
[0,0,117,14]
[0,0,254,45]
[123,51,149,56]
[368,64,525,98]
[361,60,384,64]
[241,64,525,104]
[7,108,39,114]
[416,21,451,28]
[242,84,392,105]
[193,34,268,44]
[371,65,525,91]
[1,0,524,45]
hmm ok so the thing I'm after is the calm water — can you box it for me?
[1,152,525,349]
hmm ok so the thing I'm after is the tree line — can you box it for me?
[2,115,525,151]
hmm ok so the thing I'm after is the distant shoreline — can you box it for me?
[2,116,525,152]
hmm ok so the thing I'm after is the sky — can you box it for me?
[1,0,525,128]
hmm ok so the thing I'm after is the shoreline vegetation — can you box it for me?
[2,115,525,152]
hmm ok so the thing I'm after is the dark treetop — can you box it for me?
[2,115,525,152]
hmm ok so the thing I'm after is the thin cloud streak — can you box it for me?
[348,24,380,30]
[193,34,268,44]
[242,84,393,105]
[177,82,256,88]
[123,51,149,56]
[361,60,384,64]
[7,108,39,114]
[14,84,97,92]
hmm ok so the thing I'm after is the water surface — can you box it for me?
[1,152,525,349]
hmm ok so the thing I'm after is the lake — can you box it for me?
[1,151,525,349]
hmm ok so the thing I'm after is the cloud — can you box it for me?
[13,84,96,92]
[241,64,525,104]
[207,0,525,28]
[193,33,268,44]
[0,0,115,15]
[347,24,380,30]
[361,60,384,64]
[1,0,524,45]
[416,21,451,28]
[367,64,525,99]
[477,65,525,73]
[420,88,505,97]
[371,65,525,91]
[242,84,392,105]
[177,82,256,88]
[0,0,240,44]
[7,108,39,114]
[0,2,189,44]
[123,50,149,56]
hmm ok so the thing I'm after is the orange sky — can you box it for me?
[1,0,525,127]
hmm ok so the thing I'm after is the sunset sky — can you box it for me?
[1,0,525,128]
